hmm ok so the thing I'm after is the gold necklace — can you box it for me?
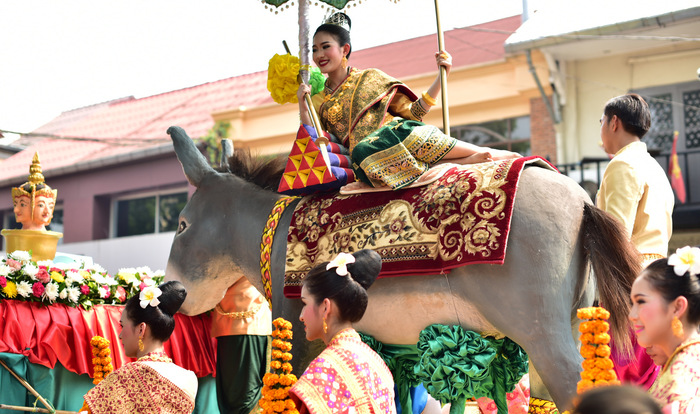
[323,68,355,125]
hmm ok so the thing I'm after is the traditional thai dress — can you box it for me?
[290,328,396,414]
[81,352,197,414]
[313,67,456,189]
[648,338,700,413]
[597,140,675,389]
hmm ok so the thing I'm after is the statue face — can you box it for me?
[13,196,32,227]
[32,195,55,228]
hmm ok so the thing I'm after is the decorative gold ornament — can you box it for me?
[672,316,684,338]
[323,318,328,334]
[138,337,145,352]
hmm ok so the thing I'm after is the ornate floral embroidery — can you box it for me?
[84,362,195,414]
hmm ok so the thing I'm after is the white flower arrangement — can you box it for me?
[0,250,165,310]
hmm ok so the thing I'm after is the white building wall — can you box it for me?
[559,48,700,165]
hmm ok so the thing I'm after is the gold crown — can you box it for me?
[12,152,58,203]
[324,12,351,33]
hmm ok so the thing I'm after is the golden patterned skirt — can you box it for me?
[351,118,457,189]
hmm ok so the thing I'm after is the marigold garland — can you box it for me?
[260,318,299,414]
[575,307,619,394]
[90,335,113,385]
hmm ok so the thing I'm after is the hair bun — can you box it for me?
[347,249,381,290]
[157,281,187,316]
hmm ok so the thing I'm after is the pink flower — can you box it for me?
[6,259,21,271]
[80,285,90,295]
[139,282,147,291]
[32,282,45,297]
[116,286,127,303]
[36,269,51,284]
[101,286,111,299]
[0,276,6,288]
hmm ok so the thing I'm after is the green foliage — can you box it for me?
[199,121,231,167]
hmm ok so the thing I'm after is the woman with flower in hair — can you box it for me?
[296,12,519,191]
[290,249,396,413]
[79,281,198,414]
[629,245,700,413]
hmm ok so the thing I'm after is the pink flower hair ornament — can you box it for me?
[326,252,355,277]
[667,246,700,277]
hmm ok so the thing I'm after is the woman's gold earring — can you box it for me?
[323,318,328,334]
[138,337,145,352]
[341,56,348,69]
[672,316,684,338]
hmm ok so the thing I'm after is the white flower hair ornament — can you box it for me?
[139,285,163,309]
[327,252,356,277]
[667,246,700,277]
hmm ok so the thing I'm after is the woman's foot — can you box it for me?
[490,149,522,160]
[455,151,493,164]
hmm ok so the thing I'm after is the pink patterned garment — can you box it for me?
[290,329,396,414]
[649,339,700,414]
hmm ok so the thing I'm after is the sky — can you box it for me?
[0,0,539,143]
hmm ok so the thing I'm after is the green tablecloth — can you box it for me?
[0,352,219,414]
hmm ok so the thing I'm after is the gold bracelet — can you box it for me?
[422,91,437,106]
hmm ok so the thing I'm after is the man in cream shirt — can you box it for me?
[596,93,675,390]
[597,93,675,265]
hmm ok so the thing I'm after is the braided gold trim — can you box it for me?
[529,397,559,414]
[260,196,298,309]
[215,302,263,320]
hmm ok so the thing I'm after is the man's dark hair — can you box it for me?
[603,93,651,138]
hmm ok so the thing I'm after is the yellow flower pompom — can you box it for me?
[267,54,301,105]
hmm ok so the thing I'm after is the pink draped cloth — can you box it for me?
[610,331,659,390]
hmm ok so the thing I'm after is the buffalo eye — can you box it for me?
[177,220,187,234]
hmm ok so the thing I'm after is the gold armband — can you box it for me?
[422,91,437,106]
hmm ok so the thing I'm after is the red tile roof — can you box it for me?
[0,15,520,184]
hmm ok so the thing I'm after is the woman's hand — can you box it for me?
[297,83,312,125]
[435,50,452,76]
[297,83,311,104]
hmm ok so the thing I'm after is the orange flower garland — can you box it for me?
[260,318,299,414]
[90,335,113,385]
[576,307,619,394]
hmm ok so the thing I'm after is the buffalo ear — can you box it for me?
[168,126,215,187]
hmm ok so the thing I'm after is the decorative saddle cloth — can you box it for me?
[284,156,555,298]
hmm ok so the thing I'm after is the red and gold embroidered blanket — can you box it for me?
[284,156,555,298]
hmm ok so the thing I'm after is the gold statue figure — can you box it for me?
[2,152,63,261]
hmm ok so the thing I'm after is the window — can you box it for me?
[113,191,187,238]
[636,81,700,153]
[450,115,532,155]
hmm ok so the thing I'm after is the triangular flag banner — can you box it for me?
[669,131,686,204]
